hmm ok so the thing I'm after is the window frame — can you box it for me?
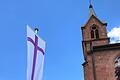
[91,24,99,39]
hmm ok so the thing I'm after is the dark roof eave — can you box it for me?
[93,43,120,51]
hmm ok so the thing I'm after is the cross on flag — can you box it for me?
[27,25,45,80]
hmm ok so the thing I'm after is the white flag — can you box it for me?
[27,25,45,80]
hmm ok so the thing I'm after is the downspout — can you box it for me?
[90,42,97,80]
[86,62,90,80]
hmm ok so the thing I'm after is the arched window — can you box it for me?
[91,30,94,38]
[91,25,99,39]
[95,29,99,39]
[115,57,120,80]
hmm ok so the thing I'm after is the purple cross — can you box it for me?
[27,35,44,80]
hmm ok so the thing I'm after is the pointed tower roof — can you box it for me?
[81,4,107,27]
[89,4,96,18]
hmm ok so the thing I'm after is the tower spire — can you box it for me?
[88,0,96,18]
[89,0,92,7]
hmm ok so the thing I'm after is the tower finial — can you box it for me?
[89,0,93,8]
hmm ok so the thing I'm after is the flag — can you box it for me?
[27,25,45,80]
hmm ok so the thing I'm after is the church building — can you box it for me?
[81,4,120,80]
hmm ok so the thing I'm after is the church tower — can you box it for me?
[81,4,120,80]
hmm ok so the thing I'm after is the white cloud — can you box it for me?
[107,27,120,43]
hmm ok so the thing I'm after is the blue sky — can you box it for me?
[0,0,120,80]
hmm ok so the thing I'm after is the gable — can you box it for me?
[82,15,107,29]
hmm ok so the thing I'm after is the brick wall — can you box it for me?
[83,48,120,80]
